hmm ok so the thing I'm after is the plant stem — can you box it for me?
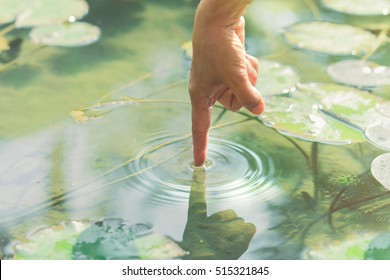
[0,23,16,37]
[362,26,389,61]
[311,142,319,203]
[304,0,322,20]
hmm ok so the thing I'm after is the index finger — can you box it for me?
[191,100,212,166]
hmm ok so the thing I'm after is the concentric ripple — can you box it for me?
[124,131,277,206]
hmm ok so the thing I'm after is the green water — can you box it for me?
[0,0,389,260]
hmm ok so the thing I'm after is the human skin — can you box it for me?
[189,0,265,166]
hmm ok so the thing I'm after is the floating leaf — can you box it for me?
[29,22,101,47]
[364,123,390,151]
[284,21,378,56]
[14,220,91,260]
[73,219,187,260]
[0,0,27,25]
[321,0,390,16]
[327,60,390,88]
[371,153,390,190]
[257,60,300,96]
[364,233,390,260]
[376,102,390,118]
[15,0,89,28]
[260,83,384,144]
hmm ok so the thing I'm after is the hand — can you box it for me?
[189,0,264,166]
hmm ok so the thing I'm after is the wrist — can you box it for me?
[194,0,253,27]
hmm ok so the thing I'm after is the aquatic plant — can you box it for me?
[0,0,101,71]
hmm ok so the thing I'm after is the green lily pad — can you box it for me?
[260,83,383,144]
[371,153,390,190]
[376,102,390,118]
[73,219,187,260]
[327,60,390,88]
[257,60,300,96]
[321,0,390,16]
[364,123,390,151]
[0,0,27,25]
[14,220,91,260]
[283,21,378,56]
[15,0,89,28]
[364,233,390,260]
[29,22,101,47]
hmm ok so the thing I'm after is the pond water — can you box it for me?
[0,0,390,260]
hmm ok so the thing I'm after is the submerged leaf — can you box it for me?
[14,220,91,260]
[0,0,27,24]
[371,153,390,190]
[364,233,390,260]
[257,60,300,96]
[327,60,390,88]
[15,0,89,28]
[284,21,378,56]
[305,232,376,259]
[260,83,383,144]
[73,219,186,260]
[29,22,101,47]
[321,0,390,16]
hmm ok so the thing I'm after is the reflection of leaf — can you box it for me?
[29,22,101,47]
[257,60,300,96]
[15,0,89,28]
[328,60,390,88]
[284,21,378,56]
[321,0,390,16]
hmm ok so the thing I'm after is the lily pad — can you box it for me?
[327,60,390,88]
[321,0,390,16]
[376,102,390,118]
[73,219,187,260]
[371,153,390,190]
[15,0,89,28]
[29,22,101,47]
[260,83,383,144]
[283,21,378,56]
[0,0,27,25]
[364,233,390,260]
[14,220,91,259]
[257,60,300,96]
[364,123,390,151]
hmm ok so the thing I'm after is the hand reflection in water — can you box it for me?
[180,167,256,260]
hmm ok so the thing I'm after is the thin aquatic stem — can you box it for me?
[362,26,389,61]
[97,72,153,103]
[327,185,349,232]
[303,0,322,20]
[311,142,319,203]
[0,23,16,37]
